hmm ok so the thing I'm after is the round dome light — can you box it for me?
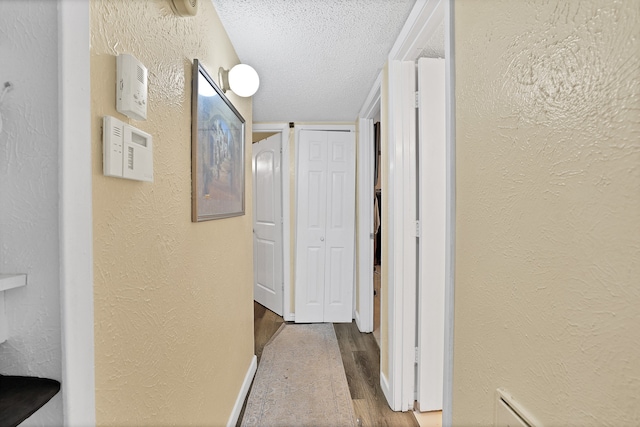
[228,64,260,97]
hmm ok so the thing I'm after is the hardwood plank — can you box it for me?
[340,345,365,400]
[253,302,284,362]
[352,398,377,427]
[334,320,360,352]
[414,410,443,427]
[352,350,379,396]
[334,322,418,427]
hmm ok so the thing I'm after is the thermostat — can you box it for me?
[116,54,148,121]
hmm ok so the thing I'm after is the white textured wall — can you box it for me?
[0,1,63,425]
[454,0,640,425]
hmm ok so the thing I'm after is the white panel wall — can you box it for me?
[0,1,63,425]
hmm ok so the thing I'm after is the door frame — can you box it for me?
[416,56,446,411]
[443,1,457,423]
[386,59,419,411]
[381,0,455,418]
[355,71,381,333]
[59,0,96,424]
[253,123,293,321]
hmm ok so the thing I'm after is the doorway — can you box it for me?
[251,124,292,321]
[373,121,382,344]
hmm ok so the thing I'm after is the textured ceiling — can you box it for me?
[419,19,445,59]
[211,0,417,122]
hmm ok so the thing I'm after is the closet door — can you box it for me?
[295,131,328,323]
[295,130,355,323]
[323,131,356,322]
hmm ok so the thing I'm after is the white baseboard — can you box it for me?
[227,355,257,427]
[284,313,295,322]
[381,371,393,410]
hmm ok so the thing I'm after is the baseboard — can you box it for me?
[381,371,393,410]
[227,355,257,427]
[284,313,295,322]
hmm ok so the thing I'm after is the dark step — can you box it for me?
[0,375,61,427]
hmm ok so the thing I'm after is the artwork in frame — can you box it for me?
[191,59,246,221]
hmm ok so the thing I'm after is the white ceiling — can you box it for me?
[210,0,418,123]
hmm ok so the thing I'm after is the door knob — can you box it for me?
[320,237,325,241]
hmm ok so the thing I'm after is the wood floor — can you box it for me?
[240,302,417,427]
[253,301,285,363]
[334,321,418,427]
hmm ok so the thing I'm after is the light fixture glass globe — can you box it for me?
[228,64,260,97]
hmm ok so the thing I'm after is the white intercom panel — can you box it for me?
[116,53,148,121]
[103,116,153,182]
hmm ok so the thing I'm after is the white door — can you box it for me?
[295,130,355,323]
[416,57,446,411]
[252,135,283,316]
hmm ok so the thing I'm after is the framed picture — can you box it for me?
[191,59,246,221]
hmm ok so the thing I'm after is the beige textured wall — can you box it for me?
[453,1,640,425]
[90,1,254,425]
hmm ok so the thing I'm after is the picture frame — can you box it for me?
[191,59,246,221]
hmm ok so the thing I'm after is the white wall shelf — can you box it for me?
[0,274,27,343]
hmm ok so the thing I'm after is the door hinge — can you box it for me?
[415,91,419,109]
[415,347,419,363]
[415,220,420,237]
[370,232,374,239]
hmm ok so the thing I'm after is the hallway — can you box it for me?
[239,303,418,426]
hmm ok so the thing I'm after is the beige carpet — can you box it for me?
[241,323,357,427]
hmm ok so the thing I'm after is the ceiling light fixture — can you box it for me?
[218,64,260,97]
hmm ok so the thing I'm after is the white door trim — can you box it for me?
[354,72,382,332]
[384,0,451,414]
[355,70,381,333]
[253,123,292,321]
[442,1,456,425]
[355,117,373,332]
[388,0,445,62]
[58,0,96,424]
[295,124,355,133]
[359,71,382,119]
[417,57,446,411]
[387,59,418,411]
